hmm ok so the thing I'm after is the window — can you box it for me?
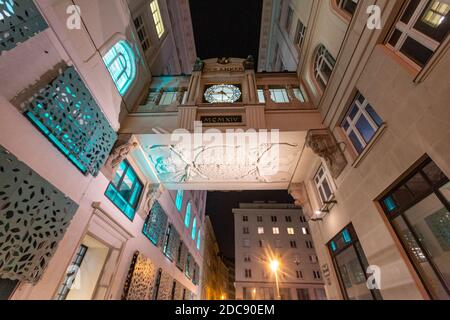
[150,0,165,38]
[314,165,334,205]
[191,217,197,240]
[313,271,322,279]
[269,88,290,103]
[328,224,382,300]
[196,230,201,250]
[300,216,307,223]
[159,91,178,105]
[275,239,282,248]
[243,227,250,234]
[334,0,359,16]
[271,216,278,222]
[259,240,264,248]
[294,20,307,50]
[105,160,143,220]
[257,215,263,222]
[175,190,183,211]
[163,225,173,257]
[273,227,280,235]
[341,92,383,154]
[310,255,318,263]
[313,44,336,91]
[257,88,266,103]
[297,288,310,300]
[285,6,294,33]
[285,216,292,222]
[55,245,88,300]
[293,88,306,102]
[243,239,251,248]
[243,215,249,222]
[306,241,314,249]
[134,15,150,51]
[245,269,252,278]
[290,241,297,248]
[287,228,295,235]
[387,0,449,68]
[103,40,137,96]
[296,270,303,279]
[380,158,450,299]
[184,202,191,228]
[244,254,251,262]
[294,255,301,265]
[258,227,265,234]
[302,227,309,235]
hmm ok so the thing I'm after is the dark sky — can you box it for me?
[205,191,294,259]
[189,0,263,62]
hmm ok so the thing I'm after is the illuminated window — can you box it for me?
[175,190,183,211]
[258,227,265,234]
[302,227,309,235]
[314,44,336,91]
[314,165,334,205]
[341,92,383,154]
[103,40,136,96]
[159,91,178,105]
[191,217,197,240]
[293,87,306,102]
[105,160,143,220]
[184,202,191,228]
[273,227,280,235]
[387,0,450,68]
[287,228,295,235]
[150,0,165,38]
[257,88,266,103]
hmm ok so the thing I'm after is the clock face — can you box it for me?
[204,84,241,104]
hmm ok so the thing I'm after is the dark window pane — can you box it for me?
[366,104,383,127]
[349,131,364,154]
[400,36,434,67]
[348,104,359,120]
[414,2,450,42]
[342,120,350,131]
[343,0,358,15]
[401,0,422,24]
[388,29,402,47]
[392,185,415,208]
[323,179,332,200]
[356,115,376,143]
[405,173,431,197]
[423,161,448,184]
[0,279,18,300]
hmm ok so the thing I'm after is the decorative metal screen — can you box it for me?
[23,66,117,176]
[0,0,48,54]
[0,145,78,283]
[122,251,157,300]
[156,271,173,300]
[193,262,200,285]
[176,240,186,271]
[164,225,180,261]
[143,201,168,246]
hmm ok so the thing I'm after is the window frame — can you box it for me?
[313,44,336,91]
[133,15,150,52]
[150,0,165,38]
[105,160,143,221]
[386,0,450,69]
[314,165,335,205]
[294,19,307,51]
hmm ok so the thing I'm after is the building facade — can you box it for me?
[0,0,449,301]
[201,216,230,300]
[0,0,204,300]
[234,203,326,300]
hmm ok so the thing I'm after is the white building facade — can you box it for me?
[234,203,326,300]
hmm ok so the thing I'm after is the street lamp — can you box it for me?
[270,259,281,300]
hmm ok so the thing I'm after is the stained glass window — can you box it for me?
[105,160,143,220]
[175,190,183,211]
[103,40,136,96]
[184,202,191,228]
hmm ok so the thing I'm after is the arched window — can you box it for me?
[103,40,136,96]
[191,217,197,240]
[175,190,183,211]
[184,202,191,228]
[313,44,336,91]
[196,230,201,250]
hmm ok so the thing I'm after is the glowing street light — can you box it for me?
[269,259,281,300]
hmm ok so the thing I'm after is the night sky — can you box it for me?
[189,0,263,62]
[205,191,294,259]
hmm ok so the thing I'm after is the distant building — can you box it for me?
[234,203,326,300]
[223,256,236,300]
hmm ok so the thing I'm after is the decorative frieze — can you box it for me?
[0,145,78,283]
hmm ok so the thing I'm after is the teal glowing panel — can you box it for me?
[24,67,117,176]
[143,201,168,246]
[331,241,337,252]
[184,202,191,228]
[103,40,136,96]
[342,229,351,244]
[0,0,48,54]
[175,190,183,211]
[105,161,143,220]
[383,196,397,212]
[191,217,197,240]
[196,230,201,250]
